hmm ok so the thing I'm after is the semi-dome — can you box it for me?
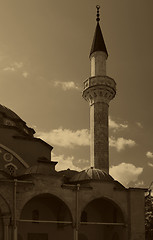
[24,157,57,175]
[69,167,114,183]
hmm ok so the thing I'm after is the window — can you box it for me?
[7,165,15,175]
[5,163,17,176]
[3,153,13,162]
[4,119,15,126]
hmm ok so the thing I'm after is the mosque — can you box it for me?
[0,6,145,240]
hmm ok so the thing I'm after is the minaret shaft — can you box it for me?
[83,74,116,172]
[90,52,106,77]
[90,102,109,172]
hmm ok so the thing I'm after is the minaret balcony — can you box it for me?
[83,76,116,90]
[82,76,116,105]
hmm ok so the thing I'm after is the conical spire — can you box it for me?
[90,5,108,57]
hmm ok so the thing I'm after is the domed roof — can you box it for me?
[0,104,35,136]
[58,169,79,179]
[0,104,22,120]
[70,167,114,183]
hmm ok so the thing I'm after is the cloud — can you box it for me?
[3,66,15,72]
[22,72,29,78]
[77,158,90,169]
[109,137,136,151]
[13,62,23,69]
[37,128,135,152]
[148,162,153,168]
[146,151,153,159]
[37,128,90,148]
[110,163,143,187]
[3,61,23,72]
[3,61,30,79]
[52,153,81,171]
[109,118,128,131]
[54,81,79,91]
[134,181,144,188]
[136,122,143,128]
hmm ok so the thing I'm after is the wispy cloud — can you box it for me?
[37,128,90,148]
[134,181,144,188]
[52,153,81,171]
[148,162,153,168]
[22,72,29,78]
[77,158,89,169]
[146,151,153,159]
[54,81,79,91]
[110,163,143,187]
[109,137,136,151]
[109,117,128,131]
[13,62,23,69]
[146,150,153,169]
[136,122,143,128]
[3,66,16,72]
[3,61,23,72]
[3,61,30,79]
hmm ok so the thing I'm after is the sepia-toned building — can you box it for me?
[0,6,145,240]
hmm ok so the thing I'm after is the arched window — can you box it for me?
[7,165,15,175]
[5,163,17,176]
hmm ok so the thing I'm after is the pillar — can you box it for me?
[3,215,10,240]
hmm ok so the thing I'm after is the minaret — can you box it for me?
[82,6,116,173]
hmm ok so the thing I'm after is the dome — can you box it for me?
[0,104,22,120]
[0,104,35,136]
[69,167,114,183]
[58,169,79,180]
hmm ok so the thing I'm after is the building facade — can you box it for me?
[0,6,145,240]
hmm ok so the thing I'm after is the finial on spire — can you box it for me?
[90,4,108,57]
[96,5,100,22]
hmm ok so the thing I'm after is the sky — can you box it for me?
[0,0,153,189]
